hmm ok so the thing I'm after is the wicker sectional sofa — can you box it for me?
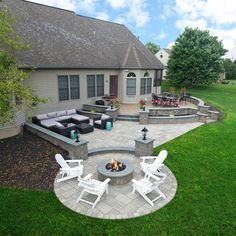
[32,109,90,137]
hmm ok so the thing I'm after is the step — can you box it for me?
[117,116,139,122]
[117,114,139,121]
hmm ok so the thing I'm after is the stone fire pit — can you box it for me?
[97,159,133,185]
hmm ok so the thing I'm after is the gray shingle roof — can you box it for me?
[163,48,171,54]
[1,0,164,70]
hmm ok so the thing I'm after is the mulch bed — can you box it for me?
[0,129,68,191]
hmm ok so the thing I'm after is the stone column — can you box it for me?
[198,105,210,114]
[134,137,154,157]
[68,139,88,160]
[208,110,220,121]
[105,108,119,121]
[139,110,149,125]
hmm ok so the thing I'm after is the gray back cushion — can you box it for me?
[47,112,57,118]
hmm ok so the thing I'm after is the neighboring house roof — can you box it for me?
[163,48,171,54]
[1,0,164,70]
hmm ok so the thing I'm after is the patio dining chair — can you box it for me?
[132,172,166,206]
[77,173,110,208]
[55,154,84,183]
[140,150,168,179]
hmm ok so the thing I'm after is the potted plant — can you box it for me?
[139,99,146,110]
[112,97,121,108]
[168,111,175,117]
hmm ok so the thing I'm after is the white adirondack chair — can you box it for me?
[132,172,166,207]
[77,174,110,208]
[55,154,84,183]
[140,150,168,179]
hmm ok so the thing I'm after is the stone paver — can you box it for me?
[79,120,202,150]
[54,153,178,219]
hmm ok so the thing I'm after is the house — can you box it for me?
[155,48,171,79]
[1,0,164,118]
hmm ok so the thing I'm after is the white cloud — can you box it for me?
[96,12,109,21]
[203,0,236,25]
[155,33,168,40]
[174,0,236,26]
[209,28,236,50]
[28,0,77,11]
[76,0,98,13]
[168,41,175,48]
[176,18,207,30]
[106,0,126,9]
[28,0,100,13]
[172,0,236,50]
[114,16,126,25]
[107,0,150,27]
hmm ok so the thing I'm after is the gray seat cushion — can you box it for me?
[72,114,89,121]
[55,115,71,121]
[41,119,57,128]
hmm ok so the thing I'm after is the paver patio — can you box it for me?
[54,120,202,219]
[54,152,177,219]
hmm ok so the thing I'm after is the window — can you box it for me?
[140,78,152,95]
[58,75,80,101]
[87,75,95,97]
[126,72,136,95]
[154,69,163,86]
[58,76,69,101]
[140,78,146,95]
[70,75,80,100]
[87,74,104,97]
[96,74,104,96]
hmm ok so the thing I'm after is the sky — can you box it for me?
[28,0,236,52]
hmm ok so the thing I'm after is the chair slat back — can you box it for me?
[153,150,168,165]
[55,154,70,169]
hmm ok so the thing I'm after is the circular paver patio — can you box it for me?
[54,152,177,219]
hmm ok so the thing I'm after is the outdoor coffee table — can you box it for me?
[76,123,94,134]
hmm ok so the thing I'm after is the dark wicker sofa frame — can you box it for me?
[93,116,113,129]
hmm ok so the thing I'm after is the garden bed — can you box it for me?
[0,129,67,191]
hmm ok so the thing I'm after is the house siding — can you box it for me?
[25,69,161,115]
[155,49,170,79]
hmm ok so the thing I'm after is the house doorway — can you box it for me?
[109,75,118,97]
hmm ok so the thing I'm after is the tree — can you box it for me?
[223,59,236,80]
[145,42,160,55]
[166,27,227,87]
[0,8,46,125]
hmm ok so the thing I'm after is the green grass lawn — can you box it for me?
[1,82,236,235]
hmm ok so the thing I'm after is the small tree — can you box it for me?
[145,42,160,55]
[0,8,46,125]
[166,27,227,87]
[223,59,236,80]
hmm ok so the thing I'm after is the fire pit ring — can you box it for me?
[97,159,134,185]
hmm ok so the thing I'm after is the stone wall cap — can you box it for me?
[208,110,220,114]
[106,108,119,111]
[139,109,149,113]
[134,137,154,143]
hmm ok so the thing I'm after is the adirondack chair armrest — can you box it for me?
[60,167,81,172]
[131,179,139,185]
[66,160,83,165]
[140,156,156,162]
[84,173,93,180]
[103,178,111,185]
[141,163,160,169]
[147,172,162,182]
